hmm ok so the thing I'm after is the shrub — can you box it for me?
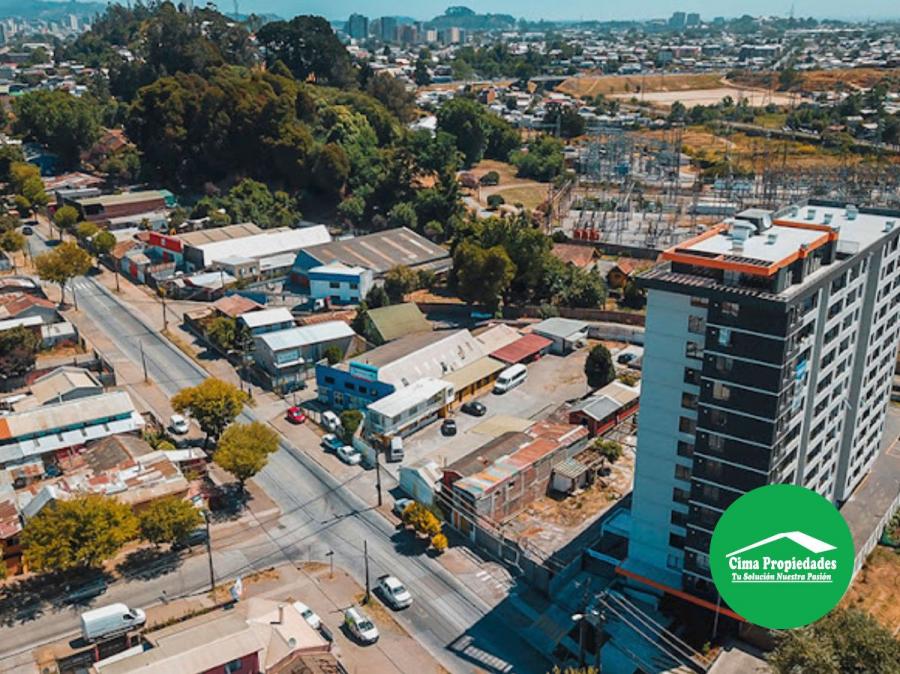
[431,533,448,553]
[593,439,623,463]
[487,194,505,210]
[479,170,500,186]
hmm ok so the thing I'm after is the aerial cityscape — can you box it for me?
[0,1,899,673]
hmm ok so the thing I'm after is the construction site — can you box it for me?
[551,125,900,258]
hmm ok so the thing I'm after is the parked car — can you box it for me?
[172,527,209,551]
[321,410,341,433]
[292,601,321,630]
[80,604,146,642]
[441,419,457,436]
[62,579,108,605]
[337,445,362,465]
[169,414,189,435]
[377,575,413,609]
[392,498,414,517]
[21,226,33,235]
[286,406,307,424]
[321,434,344,452]
[461,401,486,416]
[344,607,379,644]
[617,352,637,365]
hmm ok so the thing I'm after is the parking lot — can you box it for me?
[386,349,594,476]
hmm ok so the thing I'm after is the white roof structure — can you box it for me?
[239,307,294,330]
[0,315,42,332]
[30,366,102,405]
[193,225,331,267]
[377,329,489,388]
[309,261,368,276]
[258,321,355,353]
[367,377,454,419]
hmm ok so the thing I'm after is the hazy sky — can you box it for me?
[230,0,900,22]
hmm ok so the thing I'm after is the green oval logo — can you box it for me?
[709,484,854,629]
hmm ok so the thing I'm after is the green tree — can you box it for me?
[215,421,279,490]
[0,229,26,270]
[339,409,363,444]
[12,90,103,165]
[171,378,248,446]
[585,344,615,389]
[337,195,366,225]
[312,143,351,197]
[256,16,354,87]
[383,265,420,303]
[34,241,93,307]
[366,73,416,123]
[0,144,25,182]
[93,230,116,256]
[323,345,343,365]
[622,279,646,309]
[387,201,418,231]
[0,325,40,379]
[593,438,623,462]
[21,494,138,572]
[75,221,100,239]
[138,497,203,547]
[453,240,516,311]
[545,106,586,138]
[207,316,238,351]
[437,97,489,167]
[414,55,431,86]
[511,135,565,181]
[219,179,298,229]
[768,608,900,674]
[53,205,80,236]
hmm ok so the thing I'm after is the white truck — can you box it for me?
[80,603,146,642]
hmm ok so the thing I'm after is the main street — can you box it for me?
[1,251,550,674]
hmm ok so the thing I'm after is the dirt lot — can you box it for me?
[729,68,900,93]
[841,546,900,635]
[617,87,794,109]
[557,72,725,99]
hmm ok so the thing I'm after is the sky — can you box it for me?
[230,0,900,22]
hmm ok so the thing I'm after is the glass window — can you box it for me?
[679,417,696,434]
[681,392,698,410]
[686,341,703,359]
[710,409,727,428]
[674,464,692,481]
[715,356,733,373]
[688,315,705,334]
[718,327,732,347]
[712,382,731,402]
[721,301,740,318]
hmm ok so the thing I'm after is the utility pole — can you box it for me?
[203,510,215,592]
[363,540,371,603]
[374,448,383,507]
[139,340,149,382]
[159,287,168,331]
[326,549,334,579]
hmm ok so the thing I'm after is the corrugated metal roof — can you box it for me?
[491,333,553,363]
[197,225,331,266]
[258,321,354,352]
[366,303,431,342]
[300,227,448,274]
[532,317,590,339]
[367,377,452,418]
[30,366,101,405]
[240,307,293,329]
[441,356,506,390]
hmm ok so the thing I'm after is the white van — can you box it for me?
[321,410,341,433]
[493,364,527,394]
[81,603,146,642]
[344,606,379,644]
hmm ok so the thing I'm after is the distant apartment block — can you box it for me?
[346,12,369,39]
[626,202,900,598]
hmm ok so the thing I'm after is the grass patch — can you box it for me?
[494,185,550,210]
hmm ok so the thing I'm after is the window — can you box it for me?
[329,281,341,289]
[666,554,683,570]
[701,484,720,502]
[324,376,335,385]
[350,283,359,290]
[686,341,703,359]
[674,464,692,481]
[708,434,725,453]
[688,315,706,334]
[225,660,243,674]
[669,532,686,548]
[691,297,709,308]
[709,409,727,428]
[671,510,688,527]
[715,356,733,374]
[677,440,694,457]
[679,417,696,434]
[717,327,732,347]
[721,301,740,318]
[681,392,698,410]
[673,487,690,504]
[696,553,710,571]
[684,368,701,385]
[712,382,731,402]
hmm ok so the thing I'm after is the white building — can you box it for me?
[308,262,373,305]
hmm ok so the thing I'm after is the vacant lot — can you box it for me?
[466,159,550,212]
[557,72,725,99]
[729,68,900,92]
[842,546,900,634]
[614,87,795,109]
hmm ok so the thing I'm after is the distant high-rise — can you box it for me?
[686,12,701,26]
[346,13,369,40]
[379,16,397,43]
[668,11,687,29]
[397,24,418,45]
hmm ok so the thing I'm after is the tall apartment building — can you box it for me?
[379,17,398,43]
[626,201,900,598]
[346,13,369,40]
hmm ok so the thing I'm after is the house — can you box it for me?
[307,262,373,306]
[254,321,356,392]
[0,487,23,576]
[606,259,637,289]
[239,308,295,337]
[365,377,454,440]
[65,190,173,225]
[29,366,103,406]
[362,302,431,344]
[568,380,640,436]
[0,315,43,338]
[40,321,78,349]
[491,333,553,365]
[291,227,450,284]
[0,391,144,469]
[211,294,264,320]
[551,242,597,270]
[443,421,590,535]
[91,597,333,674]
[531,318,589,355]
[441,356,506,404]
[398,458,442,506]
[0,276,44,297]
[0,292,58,324]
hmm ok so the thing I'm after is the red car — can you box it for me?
[286,406,307,424]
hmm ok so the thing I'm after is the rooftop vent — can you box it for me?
[845,204,858,220]
[805,208,817,221]
[885,220,896,233]
[823,213,833,225]
[766,232,778,244]
[790,206,799,217]
[730,219,757,244]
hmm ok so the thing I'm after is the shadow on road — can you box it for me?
[0,569,112,626]
[116,548,183,581]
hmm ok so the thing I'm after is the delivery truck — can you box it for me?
[80,603,146,642]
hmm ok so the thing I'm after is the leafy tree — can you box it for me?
[138,497,203,547]
[257,16,354,87]
[366,73,416,123]
[0,144,25,183]
[453,240,516,311]
[0,229,26,270]
[414,55,431,86]
[312,143,350,197]
[511,135,565,181]
[337,195,366,225]
[93,230,116,256]
[768,608,900,674]
[585,344,615,389]
[384,265,420,303]
[387,201,418,231]
[424,220,444,242]
[339,409,363,444]
[34,241,93,306]
[480,170,500,186]
[668,100,687,124]
[9,162,41,194]
[171,378,248,446]
[323,345,343,365]
[431,533,448,553]
[207,316,238,351]
[215,421,279,490]
[21,494,138,572]
[544,105,586,138]
[218,179,298,229]
[778,66,802,91]
[622,279,646,309]
[365,285,391,309]
[0,326,40,379]
[593,439,623,462]
[402,502,442,537]
[487,194,505,210]
[12,90,103,165]
[53,205,80,235]
[75,221,100,239]
[437,97,489,167]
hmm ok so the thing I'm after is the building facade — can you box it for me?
[626,202,900,598]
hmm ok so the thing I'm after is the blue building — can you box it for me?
[308,263,373,305]
[316,361,395,411]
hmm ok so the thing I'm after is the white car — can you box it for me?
[377,575,413,609]
[169,414,189,435]
[344,606,379,644]
[337,445,361,465]
[292,601,321,630]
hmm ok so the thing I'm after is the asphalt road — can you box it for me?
[0,263,550,674]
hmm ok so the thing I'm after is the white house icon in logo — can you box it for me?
[726,531,836,557]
